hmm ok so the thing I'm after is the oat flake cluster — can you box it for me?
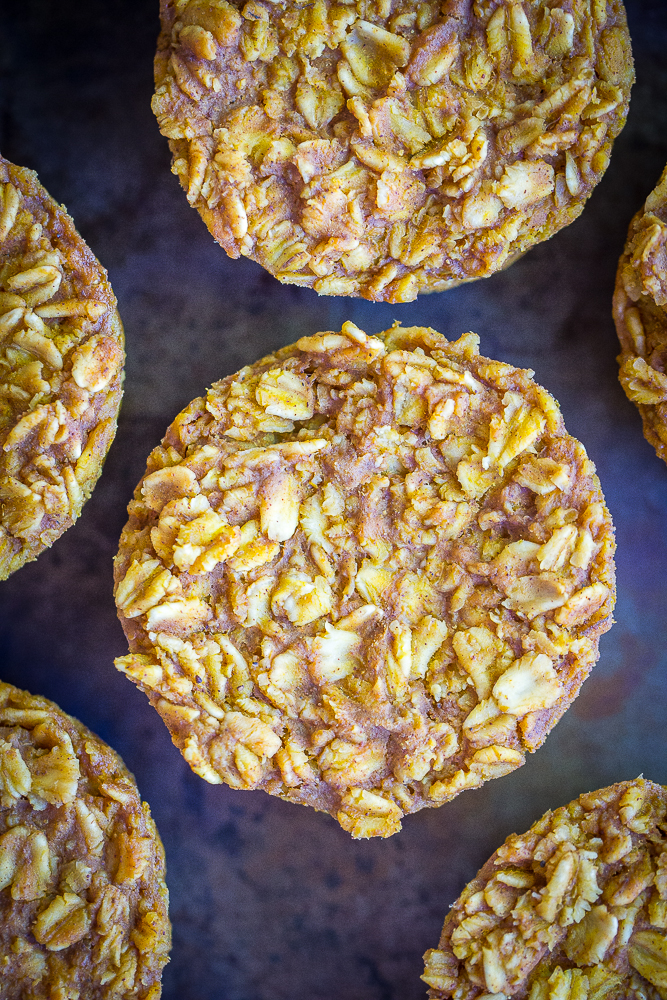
[0,682,170,1000]
[152,0,633,302]
[614,164,667,466]
[0,156,125,580]
[424,778,667,1000]
[114,322,615,837]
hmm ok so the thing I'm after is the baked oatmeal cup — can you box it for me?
[614,164,667,466]
[153,0,633,302]
[114,322,615,837]
[0,681,170,999]
[423,777,667,1000]
[0,155,125,580]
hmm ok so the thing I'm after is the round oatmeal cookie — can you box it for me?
[114,322,615,838]
[152,0,633,303]
[0,154,125,580]
[0,680,170,999]
[423,778,667,1000]
[614,164,667,465]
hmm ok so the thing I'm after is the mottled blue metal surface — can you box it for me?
[0,2,666,997]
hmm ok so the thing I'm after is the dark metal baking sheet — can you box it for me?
[1,2,666,997]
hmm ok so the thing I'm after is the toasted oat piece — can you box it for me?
[0,155,125,580]
[114,322,615,838]
[614,165,667,465]
[0,680,170,999]
[152,0,633,303]
[423,778,667,1000]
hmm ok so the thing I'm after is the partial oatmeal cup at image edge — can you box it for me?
[113,322,615,838]
[423,777,667,1000]
[0,155,125,580]
[152,0,633,302]
[0,681,170,1000]
[614,163,667,467]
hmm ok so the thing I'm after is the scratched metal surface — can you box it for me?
[0,2,666,997]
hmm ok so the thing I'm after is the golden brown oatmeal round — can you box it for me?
[614,164,667,466]
[114,322,615,838]
[423,778,667,1000]
[152,0,633,303]
[0,154,125,580]
[0,681,170,999]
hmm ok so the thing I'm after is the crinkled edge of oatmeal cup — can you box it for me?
[114,322,615,838]
[0,155,125,580]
